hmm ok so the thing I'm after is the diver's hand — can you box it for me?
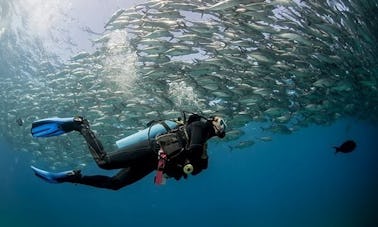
[191,158,208,175]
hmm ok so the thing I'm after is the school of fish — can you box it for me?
[0,0,377,168]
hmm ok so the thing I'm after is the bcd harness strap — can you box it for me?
[153,122,189,185]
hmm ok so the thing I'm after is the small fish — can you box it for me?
[334,140,356,153]
[199,0,239,11]
[259,136,272,142]
[230,140,255,150]
[104,8,126,28]
[16,118,23,126]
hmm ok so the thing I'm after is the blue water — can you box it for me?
[1,118,377,227]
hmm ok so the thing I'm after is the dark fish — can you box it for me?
[16,118,23,126]
[334,140,356,153]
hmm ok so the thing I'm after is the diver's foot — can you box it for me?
[72,116,90,131]
[58,170,82,183]
[31,166,82,183]
[31,117,87,137]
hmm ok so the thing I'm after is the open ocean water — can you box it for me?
[0,118,377,226]
[1,0,378,226]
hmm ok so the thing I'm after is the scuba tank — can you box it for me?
[115,120,178,151]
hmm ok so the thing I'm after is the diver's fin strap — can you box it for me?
[154,148,167,185]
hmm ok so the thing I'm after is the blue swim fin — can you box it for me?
[31,117,81,137]
[31,166,79,183]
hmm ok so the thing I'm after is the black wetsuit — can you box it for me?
[69,120,216,190]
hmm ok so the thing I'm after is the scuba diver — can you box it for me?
[30,112,226,190]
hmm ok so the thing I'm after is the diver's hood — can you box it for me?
[182,111,226,138]
[211,116,226,138]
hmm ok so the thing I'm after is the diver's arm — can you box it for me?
[187,123,209,175]
[187,123,206,158]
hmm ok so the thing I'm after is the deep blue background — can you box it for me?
[1,118,377,227]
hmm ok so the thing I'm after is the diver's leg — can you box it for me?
[67,163,155,190]
[76,117,157,170]
[75,118,110,167]
[99,141,157,169]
